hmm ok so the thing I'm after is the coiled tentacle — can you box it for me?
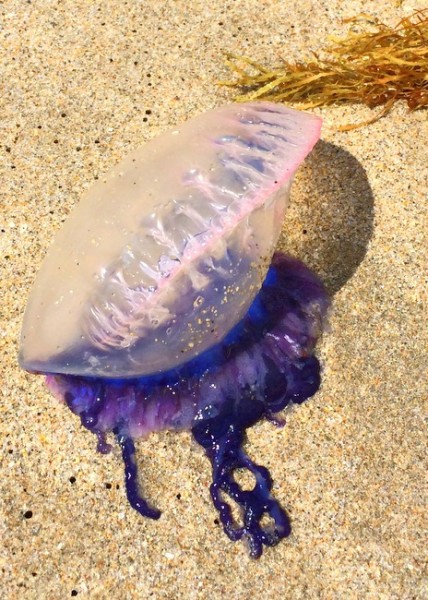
[192,393,291,558]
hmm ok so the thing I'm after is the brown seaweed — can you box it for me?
[222,10,428,130]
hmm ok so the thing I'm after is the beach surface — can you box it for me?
[1,1,427,598]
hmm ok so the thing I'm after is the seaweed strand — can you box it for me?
[222,10,428,129]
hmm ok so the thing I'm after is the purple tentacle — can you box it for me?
[193,408,291,558]
[46,252,330,557]
[117,433,161,520]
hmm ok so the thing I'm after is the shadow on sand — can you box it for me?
[280,140,374,296]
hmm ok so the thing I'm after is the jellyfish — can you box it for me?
[19,102,330,557]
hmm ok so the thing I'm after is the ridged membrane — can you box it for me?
[20,102,321,377]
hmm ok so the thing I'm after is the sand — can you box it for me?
[1,1,427,598]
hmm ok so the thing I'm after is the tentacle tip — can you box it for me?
[247,538,263,559]
[246,519,292,558]
[147,507,162,521]
[129,497,162,521]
